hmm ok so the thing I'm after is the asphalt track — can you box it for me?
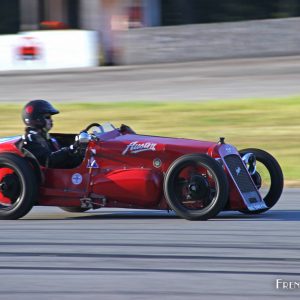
[1,55,300,102]
[0,56,299,299]
[0,189,299,299]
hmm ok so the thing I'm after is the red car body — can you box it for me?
[0,123,283,220]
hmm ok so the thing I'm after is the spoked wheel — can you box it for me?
[164,154,229,220]
[0,153,38,220]
[239,148,284,214]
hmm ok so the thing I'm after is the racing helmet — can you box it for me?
[22,99,59,129]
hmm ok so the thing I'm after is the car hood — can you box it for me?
[113,134,217,154]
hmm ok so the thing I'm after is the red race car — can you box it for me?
[0,122,283,220]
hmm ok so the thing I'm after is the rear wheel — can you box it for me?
[0,153,38,219]
[164,154,229,220]
[239,148,284,214]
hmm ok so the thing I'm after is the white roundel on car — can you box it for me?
[71,173,82,185]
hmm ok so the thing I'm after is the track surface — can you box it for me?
[1,55,300,102]
[0,189,299,299]
[0,57,299,298]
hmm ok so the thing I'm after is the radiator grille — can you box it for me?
[224,154,256,193]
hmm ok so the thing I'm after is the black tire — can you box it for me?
[0,153,38,219]
[164,154,229,220]
[239,148,284,214]
[60,207,90,213]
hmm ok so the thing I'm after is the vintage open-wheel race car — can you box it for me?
[0,122,283,220]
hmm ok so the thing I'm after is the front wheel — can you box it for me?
[239,148,284,214]
[164,154,229,220]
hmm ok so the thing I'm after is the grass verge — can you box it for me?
[1,97,299,186]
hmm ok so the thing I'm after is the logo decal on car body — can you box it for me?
[153,158,162,168]
[87,158,99,168]
[122,141,157,155]
[72,173,82,185]
[226,146,233,153]
[235,167,241,176]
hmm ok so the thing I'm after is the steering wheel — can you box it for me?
[74,123,102,153]
[83,123,104,134]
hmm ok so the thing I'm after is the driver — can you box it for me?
[21,99,81,168]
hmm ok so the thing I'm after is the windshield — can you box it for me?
[100,122,116,133]
[91,122,119,140]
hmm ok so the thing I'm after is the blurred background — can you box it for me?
[0,0,299,185]
[1,0,300,66]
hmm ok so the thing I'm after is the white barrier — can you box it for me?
[0,30,99,71]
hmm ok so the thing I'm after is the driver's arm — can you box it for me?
[47,147,74,168]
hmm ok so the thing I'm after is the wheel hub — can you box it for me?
[0,174,21,202]
[188,175,210,199]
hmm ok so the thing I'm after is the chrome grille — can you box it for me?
[224,154,256,193]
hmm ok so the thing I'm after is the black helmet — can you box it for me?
[22,99,59,128]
